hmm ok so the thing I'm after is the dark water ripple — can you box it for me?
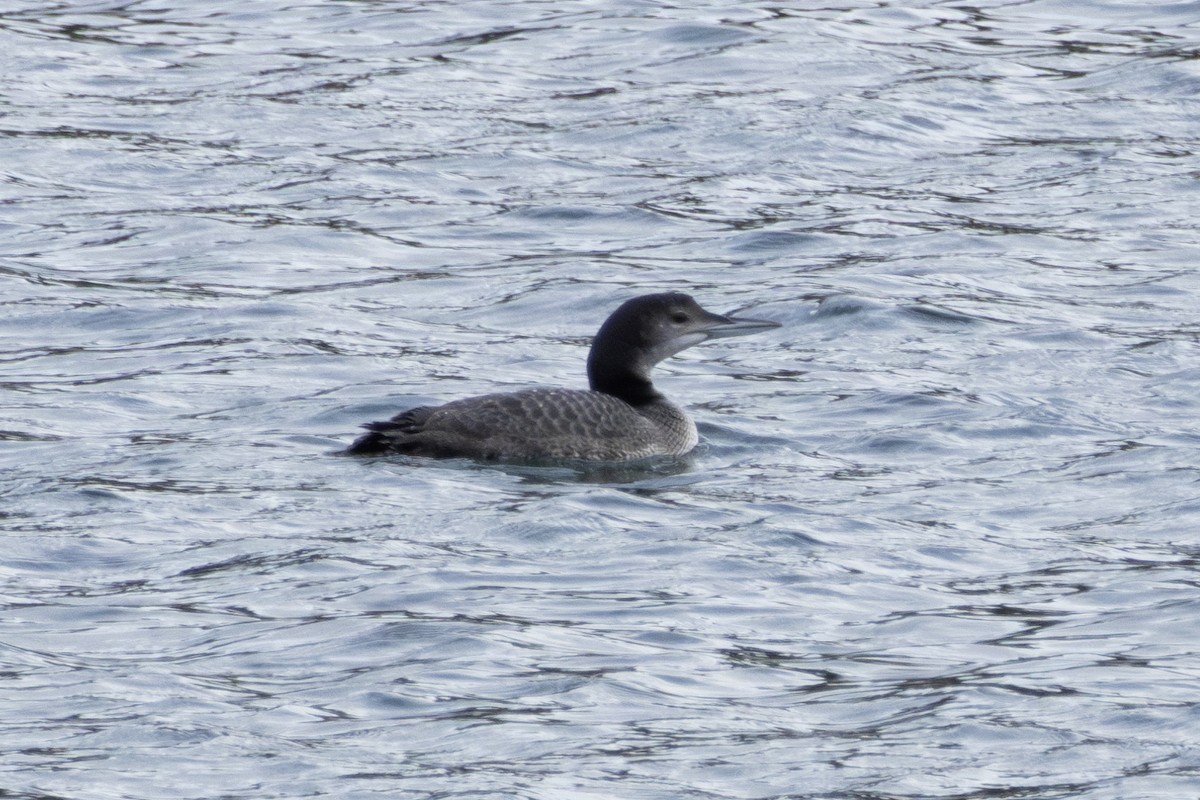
[4,1,1200,798]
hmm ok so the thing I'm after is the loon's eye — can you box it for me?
[670,312,689,324]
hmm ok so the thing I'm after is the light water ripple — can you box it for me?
[3,1,1200,799]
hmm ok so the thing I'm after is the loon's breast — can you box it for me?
[347,387,697,461]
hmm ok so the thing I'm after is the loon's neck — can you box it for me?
[588,363,663,407]
[588,346,697,454]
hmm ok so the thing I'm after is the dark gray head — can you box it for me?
[586,292,780,404]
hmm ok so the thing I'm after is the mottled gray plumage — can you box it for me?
[345,292,778,462]
[358,388,695,461]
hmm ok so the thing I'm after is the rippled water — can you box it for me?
[5,1,1200,797]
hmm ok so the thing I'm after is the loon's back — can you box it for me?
[345,387,697,461]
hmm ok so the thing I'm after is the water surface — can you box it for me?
[4,1,1200,798]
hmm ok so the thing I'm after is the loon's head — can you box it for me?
[587,292,779,404]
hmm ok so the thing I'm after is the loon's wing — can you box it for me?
[344,388,662,460]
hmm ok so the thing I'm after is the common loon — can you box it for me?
[344,292,779,462]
